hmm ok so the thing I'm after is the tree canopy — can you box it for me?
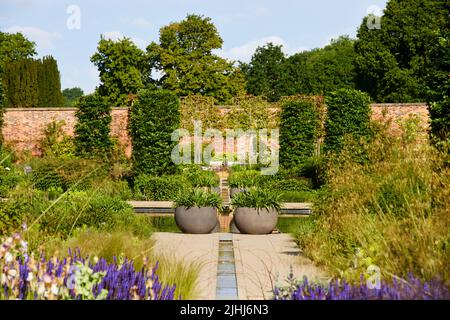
[146,14,246,104]
[355,0,449,102]
[91,37,146,106]
[0,31,36,66]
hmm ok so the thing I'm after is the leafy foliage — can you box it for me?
[355,0,449,102]
[74,93,113,158]
[324,89,372,153]
[129,89,180,176]
[62,87,84,107]
[0,31,36,66]
[231,188,281,211]
[181,166,219,187]
[3,56,63,108]
[40,120,76,159]
[280,98,321,167]
[91,37,145,106]
[133,174,191,201]
[174,188,222,209]
[147,14,246,104]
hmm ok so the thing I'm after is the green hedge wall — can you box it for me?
[280,99,321,167]
[74,93,112,158]
[324,89,372,153]
[129,89,180,176]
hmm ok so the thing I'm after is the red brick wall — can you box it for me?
[2,103,429,157]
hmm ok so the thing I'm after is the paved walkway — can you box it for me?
[151,232,326,300]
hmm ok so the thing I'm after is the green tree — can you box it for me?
[0,32,36,66]
[91,37,145,106]
[147,14,246,104]
[3,58,39,107]
[37,56,64,108]
[426,31,450,147]
[241,43,287,102]
[62,87,84,107]
[355,0,449,102]
[305,36,357,95]
[74,93,112,158]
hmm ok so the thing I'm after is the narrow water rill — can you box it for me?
[216,233,238,300]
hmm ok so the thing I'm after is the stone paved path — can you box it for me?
[151,232,326,300]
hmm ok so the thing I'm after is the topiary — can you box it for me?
[324,89,372,154]
[74,93,112,158]
[129,89,180,176]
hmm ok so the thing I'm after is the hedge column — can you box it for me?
[129,89,180,176]
[74,93,112,158]
[280,99,321,168]
[324,88,372,153]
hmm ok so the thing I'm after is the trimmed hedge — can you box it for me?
[74,93,112,158]
[280,99,321,167]
[324,89,372,153]
[129,89,180,176]
[133,174,190,201]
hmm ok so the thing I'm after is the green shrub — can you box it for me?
[324,89,372,153]
[174,188,222,209]
[129,89,180,176]
[31,158,108,191]
[0,165,22,198]
[231,188,281,211]
[40,120,76,159]
[134,174,190,201]
[182,166,219,187]
[298,156,328,188]
[280,99,321,167]
[74,93,112,158]
[229,170,261,188]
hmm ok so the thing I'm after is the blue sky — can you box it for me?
[0,0,387,94]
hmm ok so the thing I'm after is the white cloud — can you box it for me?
[216,36,288,63]
[5,25,62,51]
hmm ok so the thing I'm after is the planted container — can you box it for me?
[231,188,281,235]
[174,188,222,234]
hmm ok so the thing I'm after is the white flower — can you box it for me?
[37,283,45,295]
[5,167,10,171]
[8,269,17,278]
[27,272,34,282]
[5,252,13,263]
[93,256,99,264]
[51,283,59,296]
[1,273,6,285]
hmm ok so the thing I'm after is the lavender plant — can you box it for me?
[0,231,178,300]
[274,274,450,300]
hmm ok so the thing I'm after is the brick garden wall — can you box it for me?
[2,103,429,157]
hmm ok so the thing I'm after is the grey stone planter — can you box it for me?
[233,207,278,235]
[230,217,241,234]
[175,207,218,234]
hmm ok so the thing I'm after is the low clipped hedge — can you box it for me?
[133,174,191,201]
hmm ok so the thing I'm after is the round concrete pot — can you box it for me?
[175,207,218,234]
[233,207,278,235]
[230,217,241,234]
